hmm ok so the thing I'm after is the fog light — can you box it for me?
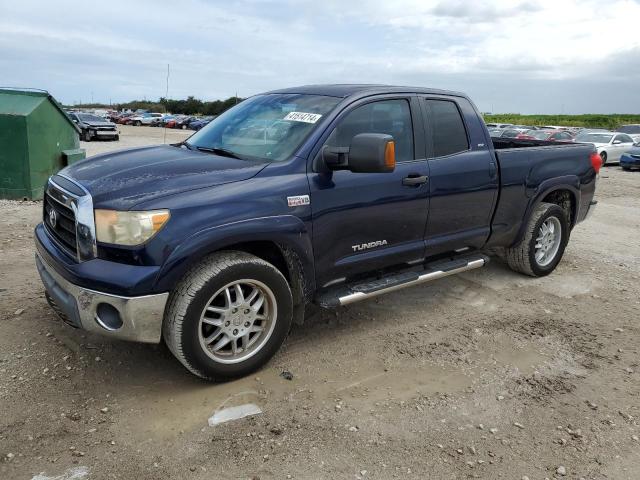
[95,303,123,331]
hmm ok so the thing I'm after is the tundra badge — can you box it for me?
[287,195,310,207]
[352,240,388,252]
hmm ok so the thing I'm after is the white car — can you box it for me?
[574,131,636,165]
[130,112,164,126]
[485,123,513,129]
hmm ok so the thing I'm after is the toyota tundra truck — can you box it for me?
[35,85,600,380]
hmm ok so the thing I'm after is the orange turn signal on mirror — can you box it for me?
[384,141,396,170]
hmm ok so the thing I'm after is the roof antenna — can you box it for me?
[163,63,170,144]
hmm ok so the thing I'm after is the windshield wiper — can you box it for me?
[195,146,244,159]
[174,141,194,150]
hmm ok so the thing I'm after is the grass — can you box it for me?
[482,114,640,130]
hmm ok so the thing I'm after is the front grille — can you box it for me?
[44,189,77,258]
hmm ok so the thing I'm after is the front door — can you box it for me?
[308,96,430,287]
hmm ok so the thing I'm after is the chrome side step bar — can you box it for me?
[316,255,489,308]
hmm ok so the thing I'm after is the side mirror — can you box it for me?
[613,140,622,145]
[322,133,396,173]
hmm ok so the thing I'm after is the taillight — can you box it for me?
[590,152,602,174]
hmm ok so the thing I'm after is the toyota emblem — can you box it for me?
[48,208,57,228]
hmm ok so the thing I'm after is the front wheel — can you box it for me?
[163,251,293,381]
[82,130,92,142]
[505,202,569,277]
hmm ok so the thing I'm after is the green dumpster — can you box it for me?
[0,88,85,200]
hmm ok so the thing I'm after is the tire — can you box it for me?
[600,151,607,166]
[163,251,293,381]
[134,121,141,126]
[82,130,92,142]
[504,202,569,277]
[114,135,120,141]
[181,124,187,130]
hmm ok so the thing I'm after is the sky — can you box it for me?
[1,0,639,114]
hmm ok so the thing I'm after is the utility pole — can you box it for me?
[163,64,170,144]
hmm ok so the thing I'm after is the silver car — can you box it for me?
[574,131,636,165]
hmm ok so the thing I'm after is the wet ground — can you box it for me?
[1,129,639,479]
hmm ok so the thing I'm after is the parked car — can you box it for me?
[189,116,214,131]
[175,116,197,129]
[485,123,513,129]
[500,129,525,138]
[67,112,119,142]
[574,131,636,165]
[616,124,640,143]
[516,129,574,142]
[117,113,137,125]
[36,84,598,380]
[159,115,177,127]
[620,144,640,171]
[130,112,164,126]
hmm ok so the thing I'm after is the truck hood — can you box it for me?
[61,144,267,210]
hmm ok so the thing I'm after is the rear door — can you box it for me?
[420,96,499,255]
[308,96,430,287]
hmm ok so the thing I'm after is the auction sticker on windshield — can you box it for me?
[283,112,322,123]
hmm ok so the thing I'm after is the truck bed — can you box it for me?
[488,139,597,248]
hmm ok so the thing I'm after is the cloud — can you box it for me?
[0,0,638,113]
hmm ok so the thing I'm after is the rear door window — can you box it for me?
[616,134,634,143]
[425,100,469,157]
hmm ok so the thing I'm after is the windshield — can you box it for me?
[187,94,341,161]
[78,114,105,122]
[575,133,613,143]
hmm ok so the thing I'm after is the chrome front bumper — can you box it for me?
[35,253,168,343]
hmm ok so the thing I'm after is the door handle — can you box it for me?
[402,175,429,186]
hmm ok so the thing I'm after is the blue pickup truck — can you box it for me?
[35,85,600,380]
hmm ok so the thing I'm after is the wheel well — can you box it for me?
[223,241,290,280]
[219,241,309,305]
[542,189,576,226]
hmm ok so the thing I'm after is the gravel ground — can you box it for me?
[0,129,639,479]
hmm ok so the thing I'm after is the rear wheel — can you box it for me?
[600,151,608,166]
[505,202,569,277]
[134,120,141,126]
[82,130,92,142]
[163,251,293,381]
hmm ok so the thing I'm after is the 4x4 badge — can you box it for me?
[287,195,310,207]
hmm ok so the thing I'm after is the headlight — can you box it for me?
[95,209,170,246]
